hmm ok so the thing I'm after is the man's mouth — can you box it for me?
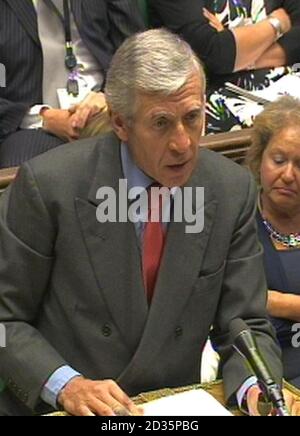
[167,161,189,170]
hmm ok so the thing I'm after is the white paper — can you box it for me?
[57,86,90,110]
[223,73,300,126]
[141,389,233,416]
[252,74,300,102]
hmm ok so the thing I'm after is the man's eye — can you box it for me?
[154,118,169,129]
[185,111,201,124]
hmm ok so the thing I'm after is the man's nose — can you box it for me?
[169,123,191,154]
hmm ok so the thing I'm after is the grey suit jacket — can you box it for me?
[0,133,282,415]
[0,0,145,142]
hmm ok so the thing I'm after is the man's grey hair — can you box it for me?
[105,29,206,119]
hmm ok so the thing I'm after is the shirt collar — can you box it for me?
[121,142,154,192]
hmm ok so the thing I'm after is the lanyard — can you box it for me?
[42,0,79,95]
[43,0,71,44]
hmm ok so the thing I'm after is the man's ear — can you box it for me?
[110,111,130,142]
[202,97,206,137]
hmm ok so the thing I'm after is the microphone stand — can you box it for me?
[230,318,290,416]
[258,381,290,417]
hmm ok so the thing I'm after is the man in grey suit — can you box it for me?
[0,29,284,416]
[0,0,144,168]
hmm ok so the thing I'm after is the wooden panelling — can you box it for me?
[0,129,253,192]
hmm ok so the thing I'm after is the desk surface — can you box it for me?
[49,379,300,416]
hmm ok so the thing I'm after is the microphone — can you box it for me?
[229,318,289,416]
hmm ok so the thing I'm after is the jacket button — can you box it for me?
[175,327,183,338]
[102,324,112,337]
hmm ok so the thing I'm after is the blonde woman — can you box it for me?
[247,96,300,388]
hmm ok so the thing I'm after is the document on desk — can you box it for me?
[142,389,233,416]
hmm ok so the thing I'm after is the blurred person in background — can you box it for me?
[149,0,300,132]
[0,0,144,168]
[247,96,300,388]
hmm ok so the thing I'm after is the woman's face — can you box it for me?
[260,126,300,214]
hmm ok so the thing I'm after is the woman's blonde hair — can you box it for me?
[246,96,300,183]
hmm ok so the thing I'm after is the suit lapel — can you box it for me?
[6,0,40,46]
[76,143,218,383]
[75,136,148,354]
[119,151,218,385]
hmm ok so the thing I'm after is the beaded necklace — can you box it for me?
[258,194,300,249]
[262,218,300,248]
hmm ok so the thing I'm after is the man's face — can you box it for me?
[112,73,205,187]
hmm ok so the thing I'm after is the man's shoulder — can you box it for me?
[197,148,250,184]
[193,148,254,210]
[25,132,118,180]
[12,132,120,204]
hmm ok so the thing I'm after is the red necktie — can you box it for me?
[142,185,166,304]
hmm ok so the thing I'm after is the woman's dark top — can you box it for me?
[149,0,300,132]
[256,211,300,346]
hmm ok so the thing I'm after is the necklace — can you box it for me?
[262,218,300,248]
[258,193,300,248]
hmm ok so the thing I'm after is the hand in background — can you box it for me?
[42,108,80,142]
[247,385,300,416]
[69,91,107,130]
[203,8,224,32]
[271,8,292,34]
[283,388,300,416]
[58,377,144,416]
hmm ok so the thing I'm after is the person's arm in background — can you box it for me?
[0,98,29,143]
[251,0,300,69]
[254,43,287,69]
[203,7,291,70]
[0,87,79,146]
[205,0,300,71]
[149,0,237,75]
[106,0,146,49]
[255,25,300,69]
[265,0,300,68]
[230,8,291,71]
[148,0,291,74]
[268,290,300,322]
[69,0,145,132]
[41,108,80,142]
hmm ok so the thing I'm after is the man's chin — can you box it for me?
[161,175,191,188]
